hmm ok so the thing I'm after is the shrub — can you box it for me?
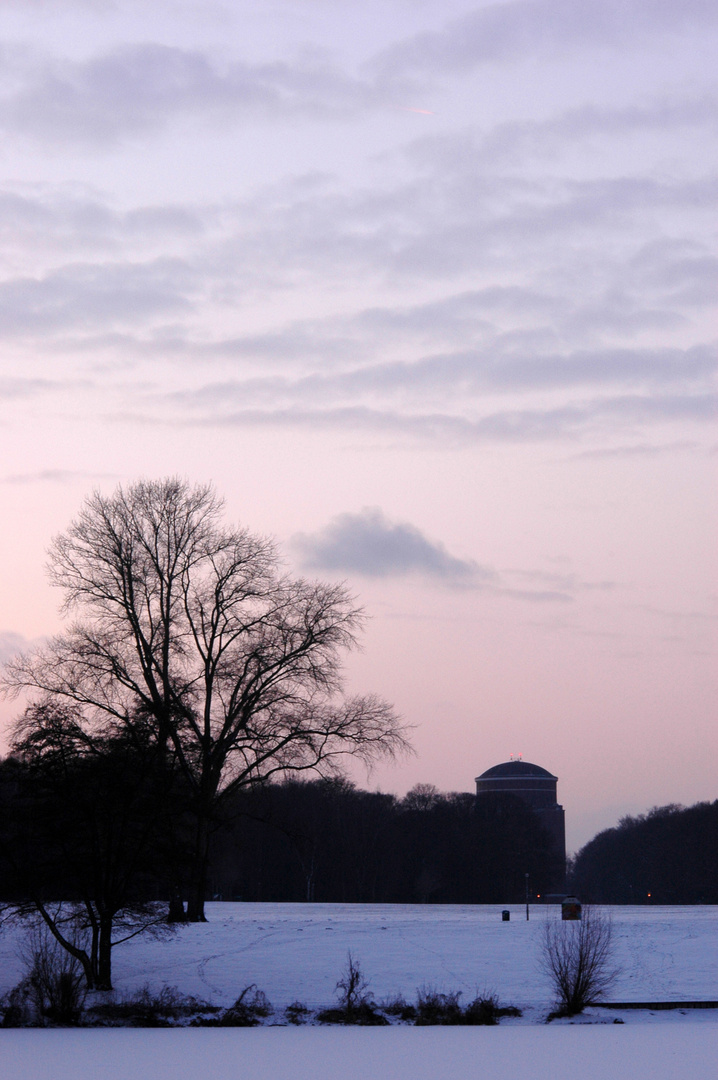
[1,979,34,1027]
[285,1001,311,1025]
[317,1001,389,1025]
[89,985,215,1027]
[412,987,521,1026]
[414,987,464,1025]
[336,952,370,1012]
[20,923,86,1025]
[316,953,388,1025]
[541,906,618,1018]
[463,994,500,1025]
[380,994,416,1021]
[215,985,274,1027]
[463,993,521,1025]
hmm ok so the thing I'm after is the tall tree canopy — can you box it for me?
[3,478,409,919]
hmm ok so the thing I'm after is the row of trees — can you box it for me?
[570,801,718,903]
[0,762,562,991]
[209,779,563,904]
[0,479,409,986]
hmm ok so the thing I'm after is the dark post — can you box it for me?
[525,873,530,921]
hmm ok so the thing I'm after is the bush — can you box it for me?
[1,979,34,1027]
[17,923,86,1026]
[463,993,521,1025]
[214,985,274,1027]
[463,994,500,1026]
[380,994,416,1021]
[316,953,388,1025]
[412,987,520,1026]
[414,987,464,1025]
[317,1001,389,1025]
[89,985,216,1027]
[336,952,370,1012]
[285,1001,311,1025]
[541,906,618,1018]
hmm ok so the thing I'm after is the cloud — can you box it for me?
[404,94,718,171]
[503,567,618,593]
[158,343,716,415]
[629,241,718,309]
[291,508,577,602]
[197,168,718,295]
[0,258,196,336]
[0,43,394,147]
[1,469,117,484]
[297,390,705,448]
[0,0,114,8]
[0,185,204,251]
[0,630,42,666]
[0,162,714,353]
[292,507,493,583]
[165,403,576,442]
[0,376,65,399]
[371,0,718,77]
[569,440,700,460]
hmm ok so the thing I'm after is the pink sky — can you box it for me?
[0,0,716,852]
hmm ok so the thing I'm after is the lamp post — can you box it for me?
[525,873,530,921]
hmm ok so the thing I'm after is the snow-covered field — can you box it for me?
[106,902,718,1013]
[2,903,716,1079]
[3,1025,718,1080]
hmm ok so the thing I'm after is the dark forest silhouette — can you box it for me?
[570,801,718,904]
[4,764,715,916]
[3,751,717,994]
[208,779,562,904]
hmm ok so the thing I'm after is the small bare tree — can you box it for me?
[335,952,372,1015]
[540,906,618,1017]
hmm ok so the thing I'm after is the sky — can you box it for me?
[0,0,715,852]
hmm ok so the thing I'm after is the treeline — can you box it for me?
[570,802,718,904]
[0,758,560,915]
[209,779,563,904]
[4,746,716,919]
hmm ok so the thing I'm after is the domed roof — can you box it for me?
[476,760,557,781]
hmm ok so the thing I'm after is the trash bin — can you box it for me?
[502,909,510,922]
[561,896,581,920]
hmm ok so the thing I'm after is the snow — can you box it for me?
[1,904,716,1079]
[19,902,713,1011]
[2,1026,718,1080]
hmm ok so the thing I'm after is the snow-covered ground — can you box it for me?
[117,902,718,1013]
[3,902,710,1012]
[1,904,716,1079]
[3,1025,718,1080]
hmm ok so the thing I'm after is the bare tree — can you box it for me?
[3,479,410,921]
[540,906,618,1017]
[401,783,440,811]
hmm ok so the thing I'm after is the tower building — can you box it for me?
[475,758,566,889]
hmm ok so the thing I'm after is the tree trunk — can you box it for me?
[34,900,97,991]
[87,904,99,983]
[96,914,114,991]
[167,887,187,923]
[186,814,210,922]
